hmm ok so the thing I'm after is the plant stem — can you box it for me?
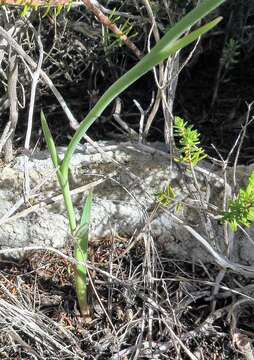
[58,175,76,233]
[74,240,89,316]
[74,192,93,316]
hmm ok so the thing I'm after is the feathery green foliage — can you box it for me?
[174,116,207,167]
[223,171,254,232]
[221,38,240,71]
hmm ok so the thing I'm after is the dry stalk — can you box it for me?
[113,98,138,139]
[81,0,143,59]
[0,175,114,225]
[1,0,143,59]
[23,24,43,198]
[3,51,18,163]
[142,0,164,139]
[229,299,254,360]
[0,289,85,358]
[0,25,121,166]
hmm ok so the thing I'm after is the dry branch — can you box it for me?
[0,0,143,59]
[81,0,143,59]
[4,53,18,163]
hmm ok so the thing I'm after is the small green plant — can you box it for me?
[173,116,254,234]
[223,171,254,232]
[156,184,176,206]
[41,0,226,317]
[19,2,69,17]
[20,4,31,16]
[174,116,207,167]
[41,112,93,316]
[155,184,183,212]
[102,8,137,53]
[221,38,240,73]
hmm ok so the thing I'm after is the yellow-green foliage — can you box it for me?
[156,184,176,206]
[19,1,71,18]
[223,171,254,232]
[20,4,31,16]
[155,184,182,212]
[103,8,137,51]
[174,116,207,167]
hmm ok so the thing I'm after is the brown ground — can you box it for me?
[0,237,250,359]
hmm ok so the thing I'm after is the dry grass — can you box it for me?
[0,235,250,359]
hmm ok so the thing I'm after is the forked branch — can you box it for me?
[0,0,143,59]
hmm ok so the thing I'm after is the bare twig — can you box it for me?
[230,299,254,360]
[161,54,179,150]
[0,25,78,129]
[0,296,84,358]
[163,320,199,360]
[233,102,254,190]
[81,0,143,59]
[0,25,108,157]
[0,166,60,225]
[0,174,115,226]
[113,98,138,139]
[3,51,18,163]
[0,121,13,154]
[24,25,44,198]
[0,246,132,285]
[133,99,145,143]
[142,0,164,138]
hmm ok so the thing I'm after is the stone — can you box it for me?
[0,141,254,266]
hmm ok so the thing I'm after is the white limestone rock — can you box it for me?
[0,141,253,265]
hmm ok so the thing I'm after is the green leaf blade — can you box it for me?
[41,111,61,169]
[62,2,225,172]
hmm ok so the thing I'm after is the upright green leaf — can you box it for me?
[41,111,61,168]
[74,192,93,317]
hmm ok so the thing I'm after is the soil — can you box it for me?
[0,239,248,359]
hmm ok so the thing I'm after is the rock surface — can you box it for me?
[0,141,254,265]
